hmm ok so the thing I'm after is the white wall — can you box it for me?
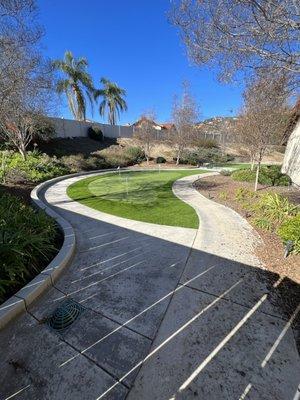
[48,117,134,139]
[282,120,300,186]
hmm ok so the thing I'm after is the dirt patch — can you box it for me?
[195,174,300,284]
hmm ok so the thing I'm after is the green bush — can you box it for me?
[277,215,300,254]
[0,151,68,184]
[177,148,230,166]
[219,169,232,176]
[254,193,299,223]
[0,193,57,302]
[156,156,166,164]
[232,168,257,182]
[33,119,56,142]
[125,146,145,163]
[232,166,291,186]
[259,165,291,186]
[87,125,103,141]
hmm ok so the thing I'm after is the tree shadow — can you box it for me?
[0,198,299,400]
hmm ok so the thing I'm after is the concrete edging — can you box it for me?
[0,167,137,330]
[0,174,78,329]
[0,166,206,330]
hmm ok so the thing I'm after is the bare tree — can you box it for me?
[236,72,289,190]
[133,112,158,165]
[170,0,300,90]
[170,81,198,165]
[0,0,55,158]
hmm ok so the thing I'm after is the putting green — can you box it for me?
[67,170,205,228]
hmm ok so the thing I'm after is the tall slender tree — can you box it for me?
[95,78,127,125]
[170,81,198,165]
[236,72,289,191]
[53,51,94,121]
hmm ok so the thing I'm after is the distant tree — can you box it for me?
[170,0,299,91]
[53,51,94,121]
[236,72,289,191]
[0,0,55,159]
[95,78,127,125]
[133,112,157,165]
[170,81,198,165]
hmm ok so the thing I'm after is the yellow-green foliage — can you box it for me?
[219,191,228,200]
[277,215,300,254]
[254,193,299,223]
[234,189,299,252]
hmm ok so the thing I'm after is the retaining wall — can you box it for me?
[48,117,134,139]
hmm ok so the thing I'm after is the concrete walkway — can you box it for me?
[0,171,299,400]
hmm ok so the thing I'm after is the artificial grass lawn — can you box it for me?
[67,170,206,228]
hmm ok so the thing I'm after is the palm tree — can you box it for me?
[95,78,127,125]
[53,51,94,121]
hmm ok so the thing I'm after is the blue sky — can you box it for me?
[38,0,243,124]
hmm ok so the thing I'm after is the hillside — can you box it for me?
[195,116,238,141]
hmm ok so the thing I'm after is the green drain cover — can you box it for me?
[47,299,84,332]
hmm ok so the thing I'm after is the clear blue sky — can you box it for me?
[38,0,243,124]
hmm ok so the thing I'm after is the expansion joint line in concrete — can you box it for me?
[58,335,131,390]
[84,305,153,341]
[124,224,199,399]
[180,282,292,324]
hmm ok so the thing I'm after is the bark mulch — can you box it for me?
[195,175,300,285]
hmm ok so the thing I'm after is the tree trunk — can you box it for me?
[18,145,27,160]
[176,149,181,165]
[254,160,261,191]
[146,156,149,165]
[250,156,255,171]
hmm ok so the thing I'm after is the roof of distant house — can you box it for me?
[132,117,174,130]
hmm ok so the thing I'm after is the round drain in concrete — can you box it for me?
[47,299,84,332]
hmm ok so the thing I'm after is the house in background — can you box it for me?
[282,99,300,187]
[132,117,174,139]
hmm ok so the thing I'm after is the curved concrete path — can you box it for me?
[0,171,299,400]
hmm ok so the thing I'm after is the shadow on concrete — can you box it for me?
[0,201,299,400]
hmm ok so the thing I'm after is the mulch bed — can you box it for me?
[195,175,300,284]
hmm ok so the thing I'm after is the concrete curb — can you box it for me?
[0,167,135,330]
[0,174,79,329]
[0,166,206,330]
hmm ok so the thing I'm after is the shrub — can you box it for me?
[87,125,103,141]
[232,165,291,186]
[125,146,145,163]
[219,169,232,176]
[33,119,56,142]
[85,156,108,170]
[259,165,291,186]
[99,145,145,167]
[156,156,166,164]
[61,154,88,173]
[0,151,69,184]
[193,137,218,149]
[277,215,300,254]
[177,151,199,165]
[232,168,256,182]
[0,193,57,302]
[235,187,256,202]
[254,193,299,223]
